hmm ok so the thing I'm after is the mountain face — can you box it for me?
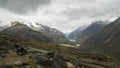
[68,25,87,40]
[30,23,72,44]
[75,21,107,44]
[80,18,120,59]
[1,22,53,42]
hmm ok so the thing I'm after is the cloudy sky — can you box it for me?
[0,0,119,32]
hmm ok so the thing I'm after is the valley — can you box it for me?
[0,0,120,68]
[0,18,120,68]
[0,33,120,68]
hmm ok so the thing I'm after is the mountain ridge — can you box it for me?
[75,21,108,44]
[68,25,87,40]
[29,22,73,44]
[1,21,73,44]
[1,21,53,42]
[79,17,120,60]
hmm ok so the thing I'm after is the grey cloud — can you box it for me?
[62,8,89,20]
[63,7,106,20]
[0,0,51,14]
[62,0,120,21]
[0,0,8,7]
[0,0,120,32]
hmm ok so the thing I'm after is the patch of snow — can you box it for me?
[29,23,44,31]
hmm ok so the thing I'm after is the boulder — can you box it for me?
[14,43,27,55]
[14,61,23,66]
[53,54,67,68]
[75,58,82,68]
[46,52,54,60]
[66,62,74,68]
[33,54,52,66]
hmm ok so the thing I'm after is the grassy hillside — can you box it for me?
[0,33,120,68]
[80,18,120,60]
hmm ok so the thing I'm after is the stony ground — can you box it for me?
[0,33,120,68]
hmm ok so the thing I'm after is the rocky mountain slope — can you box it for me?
[0,33,120,68]
[68,25,87,40]
[80,17,120,60]
[30,23,73,44]
[76,21,107,44]
[1,21,53,42]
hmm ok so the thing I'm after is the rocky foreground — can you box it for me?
[0,33,120,68]
[1,45,120,68]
